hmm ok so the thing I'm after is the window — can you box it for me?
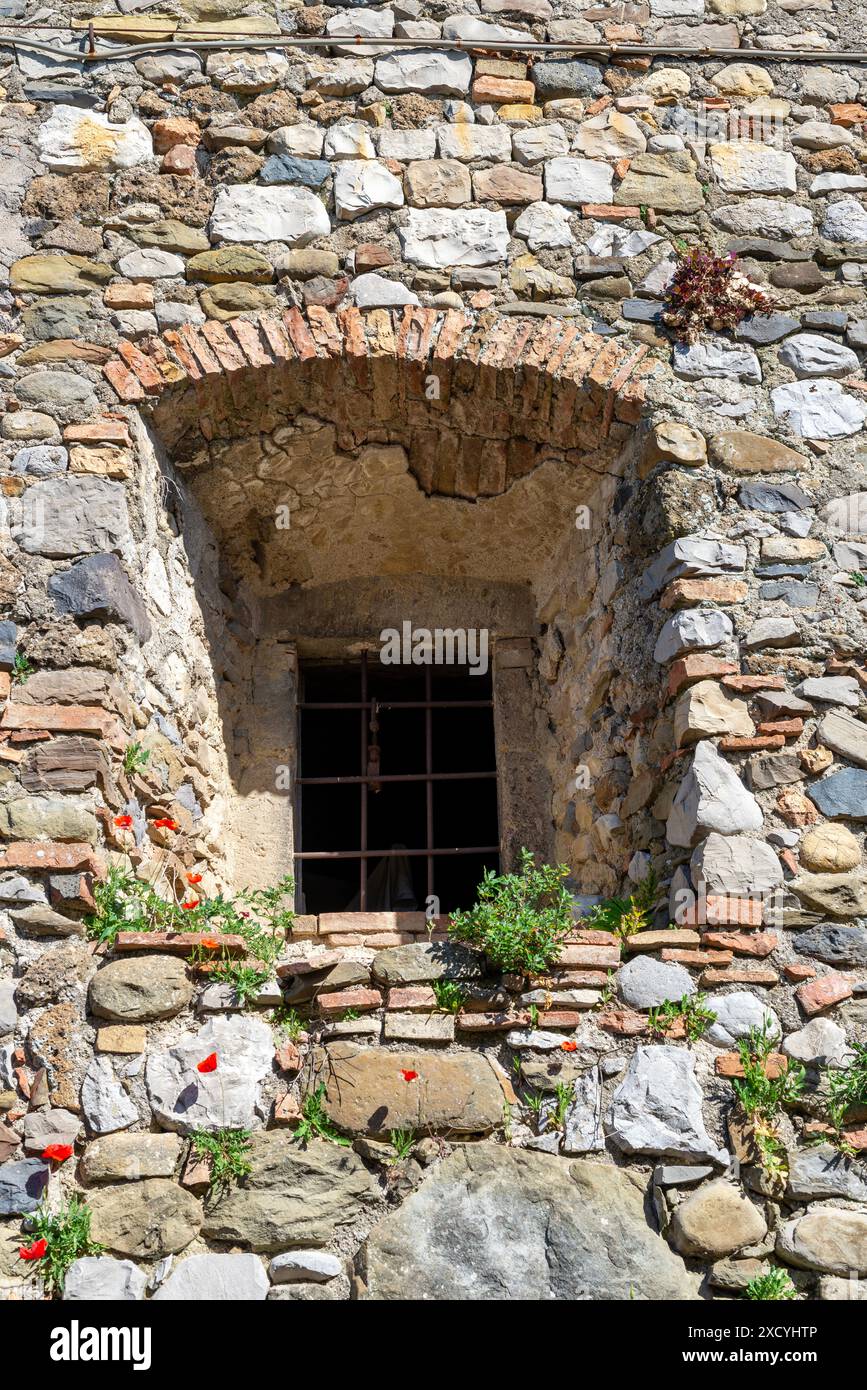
[295,652,500,914]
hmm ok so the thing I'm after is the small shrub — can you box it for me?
[583,868,660,947]
[663,246,770,343]
[122,741,150,775]
[647,992,717,1044]
[448,848,574,976]
[731,1023,805,1181]
[11,652,33,684]
[294,1083,350,1147]
[389,1129,415,1163]
[744,1267,798,1301]
[827,1042,867,1144]
[191,1128,252,1194]
[274,1005,305,1042]
[431,979,466,1014]
[24,1198,102,1297]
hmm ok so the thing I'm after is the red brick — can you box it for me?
[113,931,246,955]
[661,948,733,966]
[829,102,867,126]
[668,655,738,698]
[276,950,343,978]
[784,963,816,982]
[538,1010,584,1028]
[796,973,853,1017]
[715,1052,787,1079]
[598,1007,646,1036]
[703,930,778,958]
[682,895,764,928]
[553,970,611,987]
[581,204,641,219]
[556,944,620,968]
[0,841,104,874]
[386,986,437,1011]
[719,735,785,752]
[456,1011,530,1031]
[117,339,163,393]
[472,76,535,104]
[660,578,748,610]
[722,675,786,693]
[316,987,382,1017]
[64,419,131,447]
[103,359,145,402]
[319,911,428,936]
[275,1041,301,1073]
[702,965,779,986]
[566,929,620,946]
[1,703,123,747]
[757,719,803,737]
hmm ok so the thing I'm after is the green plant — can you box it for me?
[389,1129,415,1163]
[551,1080,573,1131]
[583,868,660,947]
[663,245,770,343]
[744,1267,798,1301]
[596,969,617,1008]
[850,570,866,588]
[528,1002,539,1029]
[11,651,33,684]
[190,1128,252,1194]
[122,741,150,775]
[274,1005,305,1042]
[731,1023,805,1181]
[25,1198,102,1297]
[342,1007,359,1022]
[647,992,717,1044]
[86,869,294,1003]
[431,979,467,1014]
[448,848,574,976]
[827,1042,867,1146]
[294,1083,350,1147]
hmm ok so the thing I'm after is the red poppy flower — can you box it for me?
[19,1238,47,1262]
[197,1053,218,1073]
[114,815,132,828]
[239,910,250,919]
[41,1143,73,1162]
[561,1040,578,1053]
[201,937,220,950]
[153,817,178,831]
[400,1070,418,1083]
[186,872,203,885]
[181,900,199,910]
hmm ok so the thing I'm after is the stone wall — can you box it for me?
[0,0,866,1302]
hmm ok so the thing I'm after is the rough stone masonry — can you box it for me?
[0,0,866,1304]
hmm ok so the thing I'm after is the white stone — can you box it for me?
[334,161,404,220]
[606,1046,728,1164]
[544,157,614,206]
[64,1257,146,1301]
[38,106,152,172]
[375,49,472,97]
[799,676,862,707]
[326,8,395,55]
[401,208,509,268]
[206,51,288,93]
[641,67,691,99]
[376,128,437,161]
[307,58,374,98]
[779,334,859,379]
[145,1014,274,1135]
[442,16,528,42]
[810,174,867,196]
[690,833,783,895]
[585,225,662,258]
[81,1056,139,1136]
[117,248,184,280]
[822,196,867,244]
[667,741,763,848]
[323,121,376,161]
[269,125,325,159]
[641,536,747,597]
[561,1068,604,1154]
[514,201,573,250]
[783,1018,853,1067]
[709,142,797,195]
[638,253,677,296]
[706,992,781,1048]
[574,110,646,159]
[713,199,812,238]
[792,121,853,151]
[618,956,696,1010]
[210,186,330,246]
[512,123,569,164]
[269,1250,343,1283]
[351,273,420,308]
[674,681,755,747]
[771,379,867,440]
[674,339,761,384]
[650,0,704,12]
[153,1253,269,1301]
[653,607,733,663]
[436,123,511,162]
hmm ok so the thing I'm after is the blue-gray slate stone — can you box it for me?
[49,554,152,643]
[260,155,331,188]
[0,621,17,669]
[759,580,819,608]
[0,1159,50,1215]
[531,60,604,100]
[793,926,867,968]
[809,768,867,821]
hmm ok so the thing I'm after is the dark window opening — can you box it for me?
[296,653,500,915]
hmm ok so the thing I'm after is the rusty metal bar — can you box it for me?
[425,666,434,903]
[298,700,492,711]
[296,846,499,861]
[298,771,496,785]
[359,651,368,911]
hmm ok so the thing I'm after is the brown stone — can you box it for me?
[715,1052,788,1079]
[96,1025,147,1054]
[702,966,779,986]
[703,931,778,958]
[668,655,738,698]
[405,160,472,209]
[708,431,808,474]
[472,76,535,104]
[104,283,154,310]
[796,973,853,1017]
[316,987,382,1017]
[319,1042,507,1136]
[660,578,748,610]
[27,1002,82,1110]
[473,166,543,204]
[152,116,201,153]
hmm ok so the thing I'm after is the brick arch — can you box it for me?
[103,305,653,499]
